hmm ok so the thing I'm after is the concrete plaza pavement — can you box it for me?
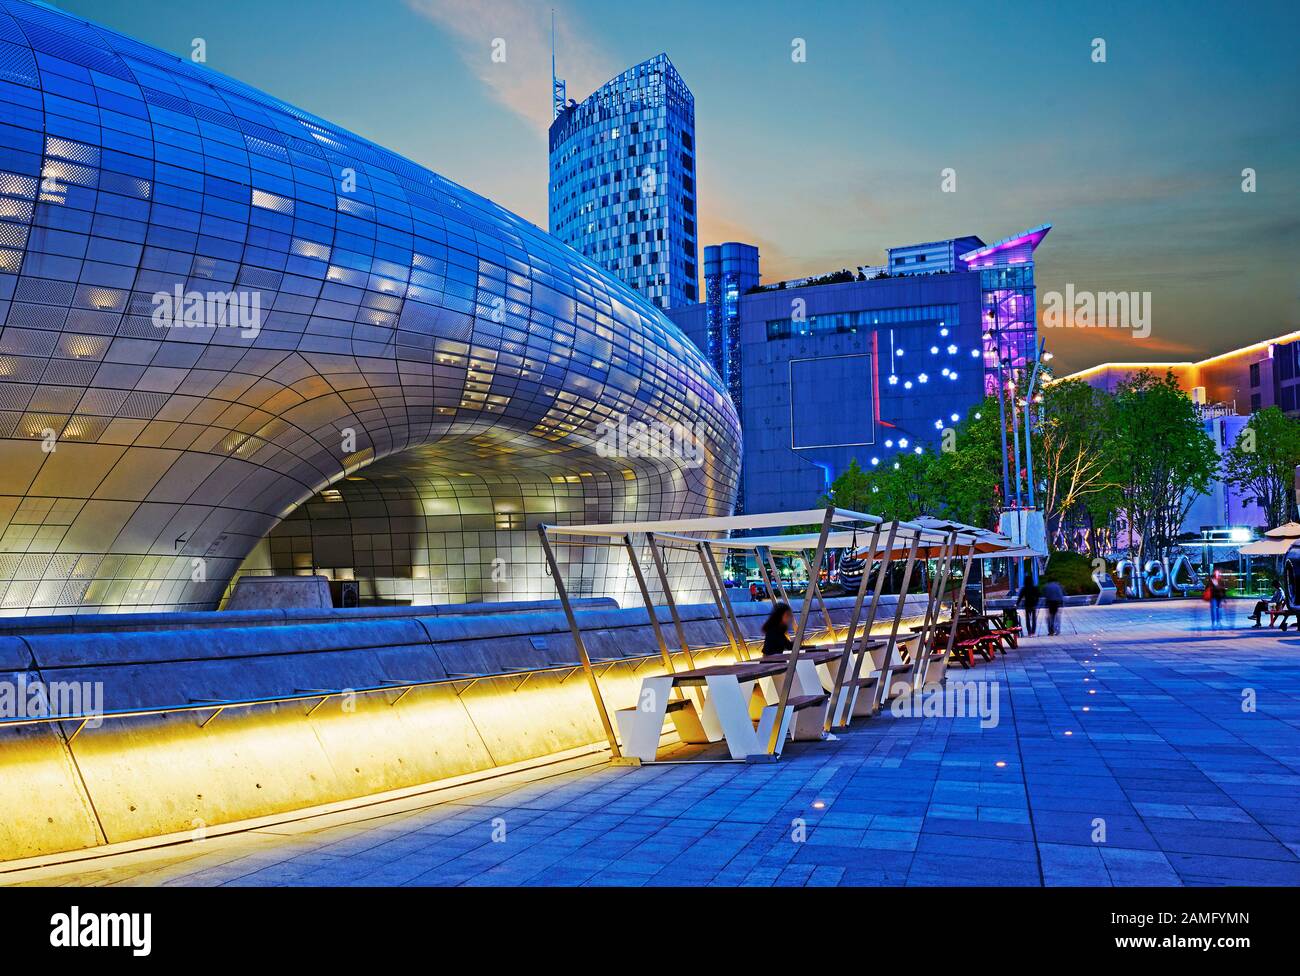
[9,600,1300,887]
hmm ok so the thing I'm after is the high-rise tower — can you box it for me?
[548,54,698,310]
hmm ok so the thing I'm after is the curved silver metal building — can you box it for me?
[0,1,739,613]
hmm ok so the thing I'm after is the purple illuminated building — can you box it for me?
[964,224,1051,396]
[667,225,1050,514]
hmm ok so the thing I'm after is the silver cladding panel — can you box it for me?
[0,2,740,613]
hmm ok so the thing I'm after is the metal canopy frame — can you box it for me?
[539,508,1014,762]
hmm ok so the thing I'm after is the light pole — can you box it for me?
[1021,338,1050,585]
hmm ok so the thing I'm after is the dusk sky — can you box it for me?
[59,0,1300,374]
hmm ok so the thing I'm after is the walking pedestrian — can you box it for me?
[1042,579,1066,635]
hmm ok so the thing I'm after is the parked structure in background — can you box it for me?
[548,54,699,310]
[668,226,1049,514]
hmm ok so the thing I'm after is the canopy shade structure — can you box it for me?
[704,523,948,555]
[542,509,879,538]
[1240,538,1294,556]
[1264,522,1300,539]
[537,506,1010,763]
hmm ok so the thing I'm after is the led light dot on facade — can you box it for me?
[935,420,944,430]
[899,438,909,448]
[971,349,980,357]
[871,457,880,466]
[667,225,1048,515]
[914,447,923,454]
[885,439,894,448]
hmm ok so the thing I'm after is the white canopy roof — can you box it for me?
[1240,537,1293,556]
[543,509,1024,558]
[542,508,878,538]
[1265,522,1300,539]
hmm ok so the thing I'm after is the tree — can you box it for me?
[819,457,873,514]
[865,450,938,521]
[928,399,1003,527]
[1036,379,1119,552]
[1223,406,1300,528]
[1105,370,1217,564]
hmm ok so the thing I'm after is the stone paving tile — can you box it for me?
[19,601,1300,888]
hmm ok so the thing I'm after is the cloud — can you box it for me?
[405,0,614,135]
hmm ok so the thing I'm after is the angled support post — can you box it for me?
[538,525,624,762]
[764,547,791,603]
[696,541,743,660]
[939,540,978,672]
[764,506,835,756]
[646,532,695,671]
[754,547,779,606]
[704,540,750,658]
[803,548,836,638]
[623,532,676,676]
[826,520,886,731]
[871,528,925,712]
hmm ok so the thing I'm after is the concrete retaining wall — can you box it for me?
[0,597,619,636]
[0,594,930,863]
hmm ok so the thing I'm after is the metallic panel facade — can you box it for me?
[0,1,739,614]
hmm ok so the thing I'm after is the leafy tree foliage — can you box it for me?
[1223,406,1300,528]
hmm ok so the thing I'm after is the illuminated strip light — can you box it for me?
[1055,330,1300,385]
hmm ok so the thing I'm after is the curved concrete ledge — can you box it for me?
[0,594,929,862]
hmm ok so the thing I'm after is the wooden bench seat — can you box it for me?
[669,661,788,686]
[758,648,842,665]
[786,693,829,711]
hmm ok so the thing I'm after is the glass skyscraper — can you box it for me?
[704,243,759,511]
[548,54,698,310]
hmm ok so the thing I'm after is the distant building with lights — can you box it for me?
[667,226,1049,514]
[703,243,760,511]
[548,54,699,310]
[1056,331,1300,416]
[1057,333,1300,539]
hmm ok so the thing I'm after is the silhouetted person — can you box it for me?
[1042,580,1066,635]
[761,602,794,657]
[1208,570,1227,630]
[1249,584,1284,628]
[1019,579,1041,636]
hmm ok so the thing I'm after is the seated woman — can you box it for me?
[1250,584,1286,628]
[761,602,794,657]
